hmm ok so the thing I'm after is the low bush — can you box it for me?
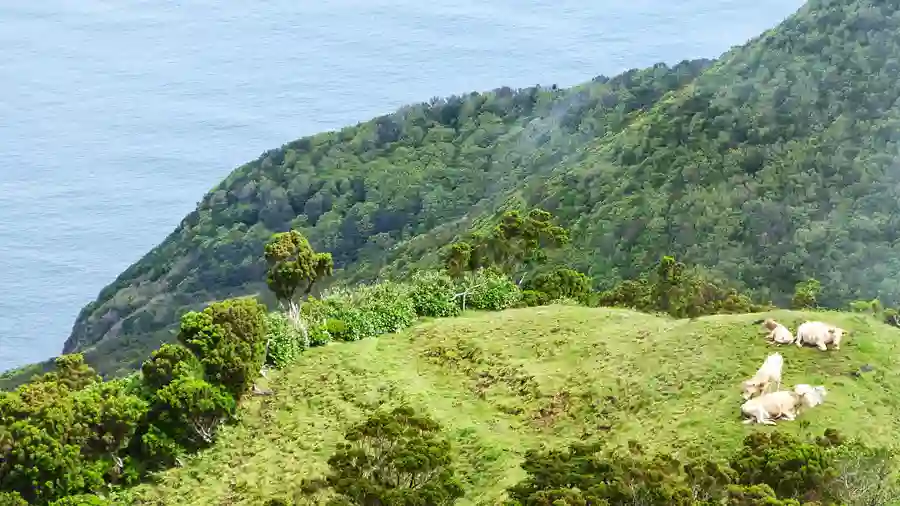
[264,312,304,369]
[410,270,461,318]
[523,267,592,303]
[520,290,551,307]
[307,281,418,342]
[48,494,111,506]
[458,269,522,311]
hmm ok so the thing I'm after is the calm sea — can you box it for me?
[0,0,805,373]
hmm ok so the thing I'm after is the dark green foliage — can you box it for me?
[34,353,100,392]
[506,429,884,506]
[506,441,694,506]
[140,344,201,391]
[264,311,305,368]
[445,209,569,282]
[149,377,236,451]
[324,406,464,506]
[177,297,268,398]
[409,270,462,318]
[520,289,551,307]
[264,229,334,306]
[729,431,841,504]
[599,256,764,318]
[0,365,147,504]
[522,267,592,303]
[792,279,822,310]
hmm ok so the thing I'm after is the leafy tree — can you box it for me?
[35,353,100,391]
[409,270,462,318]
[325,405,464,506]
[445,209,569,284]
[140,343,201,391]
[264,229,334,311]
[71,380,148,463]
[150,376,236,450]
[792,279,822,310]
[599,256,763,318]
[523,267,592,303]
[177,297,268,398]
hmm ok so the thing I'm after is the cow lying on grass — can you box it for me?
[740,384,827,425]
[762,318,795,345]
[796,321,847,351]
[741,352,783,400]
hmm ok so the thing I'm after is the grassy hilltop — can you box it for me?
[124,305,900,505]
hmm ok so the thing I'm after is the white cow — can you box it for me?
[741,384,827,425]
[762,319,795,345]
[741,353,784,400]
[796,321,847,351]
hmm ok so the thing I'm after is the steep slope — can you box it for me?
[121,305,900,506]
[526,0,900,306]
[62,60,711,372]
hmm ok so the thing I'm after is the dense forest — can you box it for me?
[24,0,900,379]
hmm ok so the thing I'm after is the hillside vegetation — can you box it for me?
[122,305,900,505]
[60,59,711,375]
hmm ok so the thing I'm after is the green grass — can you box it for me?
[124,305,900,505]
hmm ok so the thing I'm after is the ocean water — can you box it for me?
[0,0,805,373]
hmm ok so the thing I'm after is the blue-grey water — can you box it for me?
[0,0,805,373]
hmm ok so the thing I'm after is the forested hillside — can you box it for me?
[61,60,712,372]
[60,0,900,376]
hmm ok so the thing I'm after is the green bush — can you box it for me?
[459,269,522,311]
[410,270,461,317]
[524,268,592,303]
[521,290,551,307]
[307,323,332,347]
[48,494,111,506]
[0,492,27,506]
[264,312,304,369]
[358,281,418,334]
[791,278,821,309]
[315,282,418,341]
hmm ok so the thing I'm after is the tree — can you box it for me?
[792,279,822,309]
[325,405,464,506]
[445,208,569,284]
[150,377,236,449]
[177,297,268,398]
[523,267,592,303]
[140,343,202,391]
[35,354,100,392]
[264,229,334,313]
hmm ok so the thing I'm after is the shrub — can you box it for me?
[307,323,332,347]
[524,268,592,303]
[141,344,202,391]
[48,494,112,506]
[410,271,461,317]
[177,297,268,398]
[459,269,521,311]
[315,282,418,341]
[264,312,304,369]
[521,290,551,307]
[325,406,464,506]
[791,278,821,309]
[0,492,27,506]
